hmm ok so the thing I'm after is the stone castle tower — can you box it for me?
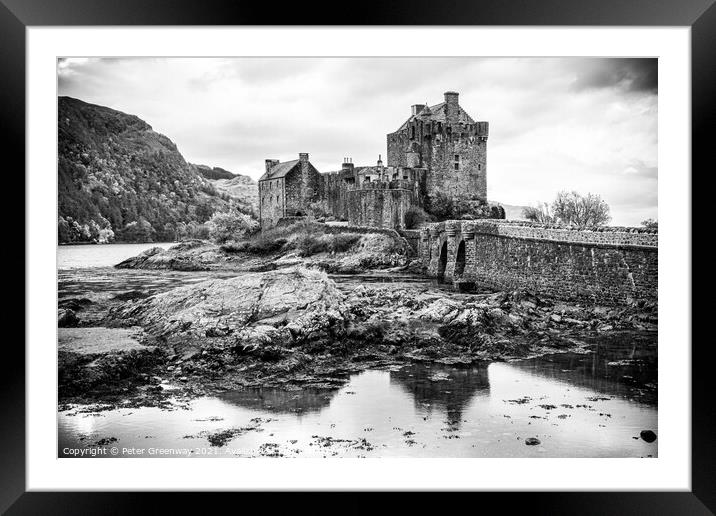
[386,91,489,202]
[259,91,495,230]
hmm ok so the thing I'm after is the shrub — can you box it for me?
[220,222,361,258]
[307,200,331,219]
[425,192,491,221]
[425,192,455,220]
[208,210,259,244]
[326,233,360,253]
[404,206,430,229]
[294,233,325,257]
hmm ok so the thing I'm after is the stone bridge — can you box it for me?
[418,220,658,305]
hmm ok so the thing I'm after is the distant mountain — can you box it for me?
[190,163,259,213]
[192,164,236,180]
[497,202,530,221]
[58,97,253,243]
[207,175,259,214]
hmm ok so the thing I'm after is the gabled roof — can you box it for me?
[395,102,475,132]
[259,159,300,181]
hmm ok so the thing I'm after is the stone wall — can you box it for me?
[427,132,487,202]
[419,220,658,305]
[346,181,417,228]
[258,177,285,229]
[284,161,321,217]
[319,170,353,221]
[387,120,488,202]
[398,229,421,253]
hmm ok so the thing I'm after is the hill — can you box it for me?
[498,202,530,221]
[190,163,259,213]
[58,97,251,243]
[192,164,236,180]
[207,174,259,214]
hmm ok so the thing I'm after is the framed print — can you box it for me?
[4,0,713,512]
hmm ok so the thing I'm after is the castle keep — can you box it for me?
[258,91,489,229]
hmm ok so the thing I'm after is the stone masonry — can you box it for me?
[419,220,658,305]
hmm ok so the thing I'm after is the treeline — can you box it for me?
[192,164,236,180]
[57,97,254,243]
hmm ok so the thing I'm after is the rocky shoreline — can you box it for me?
[58,239,657,410]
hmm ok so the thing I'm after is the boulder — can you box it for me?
[108,267,346,349]
[640,430,657,443]
[417,298,464,322]
[58,297,93,312]
[115,246,165,268]
[58,308,79,328]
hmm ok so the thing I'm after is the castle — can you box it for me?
[258,91,490,230]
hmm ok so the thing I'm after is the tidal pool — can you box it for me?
[58,339,657,458]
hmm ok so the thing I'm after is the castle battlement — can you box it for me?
[347,179,417,192]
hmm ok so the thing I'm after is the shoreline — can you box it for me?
[58,239,657,411]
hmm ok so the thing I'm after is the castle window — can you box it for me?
[478,164,481,170]
[454,154,460,171]
[276,195,279,203]
[410,126,415,139]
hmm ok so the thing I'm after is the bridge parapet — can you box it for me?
[418,219,658,305]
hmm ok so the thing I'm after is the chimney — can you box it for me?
[299,152,309,163]
[444,91,459,124]
[377,154,383,167]
[265,159,279,175]
[342,157,354,172]
[411,104,426,116]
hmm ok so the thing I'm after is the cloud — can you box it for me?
[570,58,657,94]
[57,57,657,226]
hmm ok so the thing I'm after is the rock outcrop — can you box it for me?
[64,265,656,400]
[108,267,347,350]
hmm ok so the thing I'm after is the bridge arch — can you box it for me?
[437,241,448,281]
[454,239,466,277]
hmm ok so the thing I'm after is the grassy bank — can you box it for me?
[221,222,405,259]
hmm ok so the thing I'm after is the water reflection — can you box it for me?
[59,336,658,458]
[218,387,335,415]
[390,363,490,426]
[509,332,657,406]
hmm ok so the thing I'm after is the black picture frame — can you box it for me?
[3,0,712,512]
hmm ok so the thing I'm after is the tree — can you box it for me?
[58,217,72,243]
[525,191,611,227]
[121,217,156,242]
[551,191,610,227]
[522,202,555,223]
[97,227,115,244]
[641,218,658,230]
[207,210,259,243]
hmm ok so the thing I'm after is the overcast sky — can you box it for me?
[58,57,657,226]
